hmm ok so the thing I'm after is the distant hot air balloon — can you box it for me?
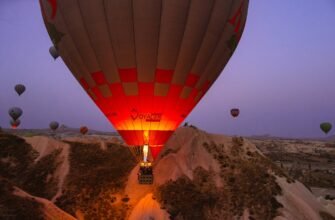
[230,108,240,118]
[8,107,23,121]
[40,0,249,160]
[49,121,59,131]
[10,119,21,129]
[80,126,88,135]
[15,84,26,96]
[49,46,59,60]
[320,122,332,134]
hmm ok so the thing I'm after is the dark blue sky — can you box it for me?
[1,0,335,138]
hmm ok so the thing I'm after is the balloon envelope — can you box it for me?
[320,122,332,134]
[8,107,23,121]
[49,46,59,60]
[15,84,26,96]
[230,108,240,118]
[49,121,59,131]
[40,0,249,159]
[80,126,88,135]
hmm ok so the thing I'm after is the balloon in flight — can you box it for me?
[49,46,59,60]
[320,122,332,134]
[230,108,240,118]
[49,121,59,131]
[15,84,26,96]
[40,0,249,160]
[8,107,23,121]
[80,126,88,135]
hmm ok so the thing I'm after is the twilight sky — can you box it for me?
[0,0,335,138]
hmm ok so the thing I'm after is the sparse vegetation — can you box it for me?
[0,133,137,219]
[0,133,61,200]
[156,168,219,220]
[21,149,61,199]
[0,178,44,220]
[252,138,335,189]
[56,141,136,220]
[232,136,244,147]
[160,148,179,159]
[121,195,130,203]
[157,138,287,220]
[0,133,38,179]
[1,130,334,219]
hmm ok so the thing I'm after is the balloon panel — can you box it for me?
[15,84,26,96]
[49,121,59,130]
[80,126,88,134]
[231,108,240,117]
[40,0,249,157]
[8,107,23,121]
[320,122,332,134]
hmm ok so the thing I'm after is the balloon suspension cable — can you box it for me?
[143,144,149,162]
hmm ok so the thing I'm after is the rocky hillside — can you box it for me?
[250,138,335,191]
[0,128,334,220]
[150,127,335,220]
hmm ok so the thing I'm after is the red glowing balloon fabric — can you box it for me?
[40,0,249,159]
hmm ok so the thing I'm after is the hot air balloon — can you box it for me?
[80,126,88,135]
[230,108,240,118]
[8,107,23,121]
[10,119,21,129]
[49,46,59,60]
[49,121,59,131]
[40,0,249,162]
[15,84,26,96]
[320,122,332,134]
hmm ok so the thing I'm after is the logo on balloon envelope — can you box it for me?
[130,109,162,122]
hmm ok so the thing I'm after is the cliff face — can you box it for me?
[0,132,136,219]
[0,128,334,220]
[150,127,334,220]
